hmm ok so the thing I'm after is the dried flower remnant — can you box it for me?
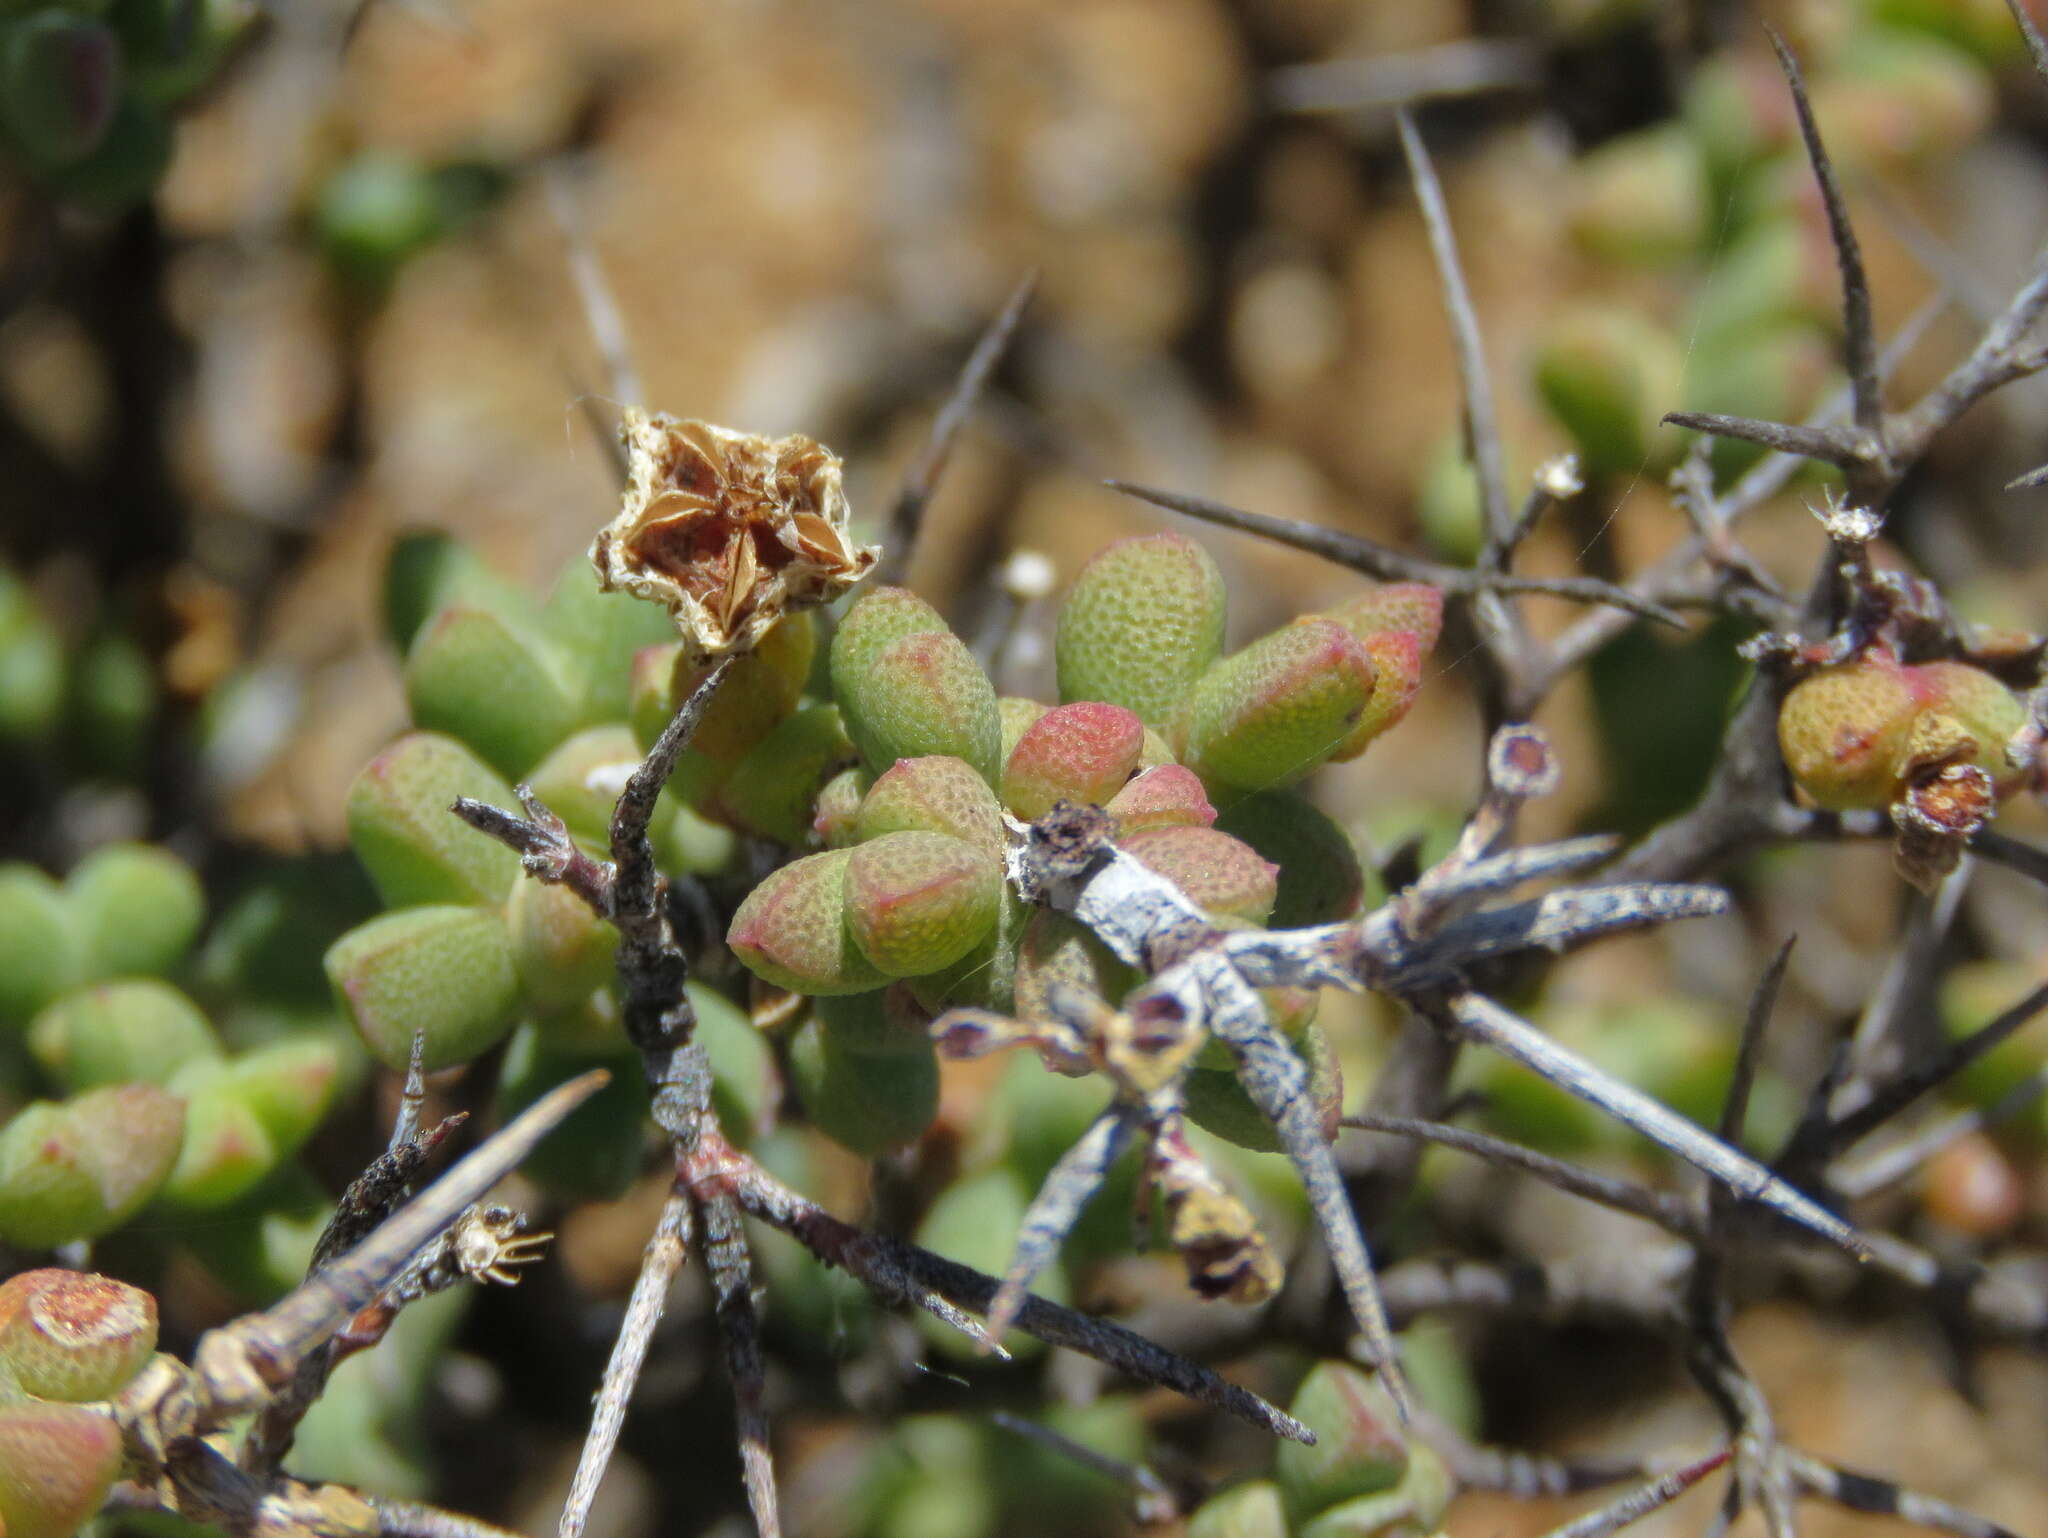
[593,412,879,659]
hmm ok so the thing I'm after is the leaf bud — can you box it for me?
[64,842,203,981]
[727,848,887,996]
[0,1400,124,1538]
[28,979,220,1092]
[324,904,523,1070]
[857,755,1006,858]
[347,731,522,908]
[1055,533,1228,728]
[0,1270,156,1403]
[1001,702,1146,820]
[844,832,1003,978]
[1179,619,1376,792]
[0,1085,184,1247]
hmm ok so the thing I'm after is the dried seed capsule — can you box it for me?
[1179,619,1376,792]
[857,755,1007,858]
[727,848,887,996]
[324,904,523,1070]
[1276,1361,1409,1525]
[788,989,940,1156]
[844,832,1003,978]
[1777,658,1923,811]
[347,732,524,909]
[28,979,220,1092]
[403,603,580,779]
[593,414,876,660]
[719,704,858,845]
[1213,791,1362,928]
[1187,1481,1289,1538]
[0,866,78,1026]
[0,1400,123,1538]
[1104,764,1216,831]
[0,1084,184,1247]
[1055,533,1228,727]
[63,842,204,982]
[1002,702,1147,820]
[0,13,118,166]
[0,1270,156,1402]
[1530,304,1687,477]
[1122,825,1279,925]
[840,630,1003,786]
[508,872,619,1013]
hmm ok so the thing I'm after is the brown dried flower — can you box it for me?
[592,412,878,659]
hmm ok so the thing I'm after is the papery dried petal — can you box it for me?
[595,413,877,660]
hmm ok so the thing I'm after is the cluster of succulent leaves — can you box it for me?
[0,838,350,1250]
[329,527,1439,1199]
[0,0,252,212]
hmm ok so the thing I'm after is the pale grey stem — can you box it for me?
[558,1189,692,1538]
[1339,1113,1699,1237]
[546,162,644,409]
[1782,1449,2020,1538]
[1393,109,1510,550]
[986,1106,1142,1343]
[1531,1451,1733,1538]
[1440,992,1869,1259]
[1199,956,1414,1419]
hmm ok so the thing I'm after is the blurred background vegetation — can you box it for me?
[5,0,2048,1535]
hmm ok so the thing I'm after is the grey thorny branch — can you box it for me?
[142,16,2048,1537]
